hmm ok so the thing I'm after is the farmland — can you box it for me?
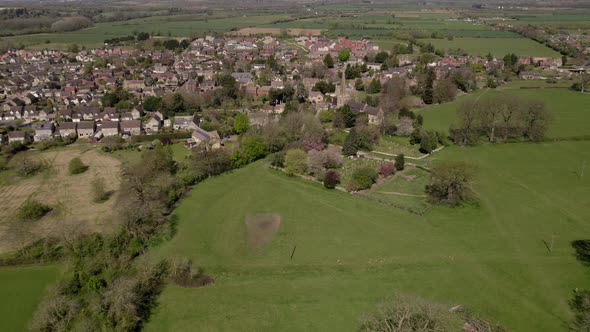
[421,37,561,57]
[0,265,61,331]
[146,138,590,331]
[0,146,121,254]
[2,13,293,49]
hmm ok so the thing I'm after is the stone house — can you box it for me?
[173,114,200,130]
[77,121,96,138]
[144,115,162,133]
[8,131,30,144]
[33,123,55,141]
[58,122,77,137]
[100,121,120,137]
[121,120,142,136]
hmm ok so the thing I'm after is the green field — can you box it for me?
[146,138,590,331]
[3,14,292,49]
[419,86,590,139]
[0,265,61,331]
[421,37,561,57]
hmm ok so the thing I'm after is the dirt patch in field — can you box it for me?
[245,213,280,249]
[0,147,121,254]
[231,28,322,36]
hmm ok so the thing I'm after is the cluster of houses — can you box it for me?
[2,32,588,147]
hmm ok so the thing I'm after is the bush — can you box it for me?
[323,170,340,189]
[12,153,43,177]
[426,161,474,206]
[284,149,308,176]
[348,166,378,191]
[395,154,405,171]
[360,295,461,332]
[379,162,396,177]
[268,151,286,168]
[572,240,590,265]
[571,290,590,331]
[68,157,88,175]
[91,177,111,203]
[17,200,52,221]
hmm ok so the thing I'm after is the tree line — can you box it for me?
[450,95,551,145]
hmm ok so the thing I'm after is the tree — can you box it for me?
[355,78,365,91]
[422,67,435,104]
[233,113,250,135]
[338,48,351,62]
[232,136,266,167]
[167,93,185,115]
[163,39,180,50]
[395,153,405,171]
[12,153,43,177]
[379,162,395,177]
[380,77,407,114]
[348,166,378,191]
[433,79,457,103]
[323,53,334,68]
[323,170,340,189]
[190,146,232,181]
[68,157,88,175]
[419,130,438,154]
[284,149,308,176]
[375,51,388,64]
[580,73,590,93]
[426,161,474,206]
[336,105,357,128]
[342,129,359,156]
[570,290,590,331]
[142,96,162,112]
[396,117,414,136]
[359,295,462,332]
[137,32,150,41]
[366,78,382,94]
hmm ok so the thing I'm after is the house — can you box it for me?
[364,105,385,125]
[173,114,200,130]
[33,123,55,141]
[131,106,144,119]
[248,112,275,127]
[519,72,542,80]
[58,122,77,137]
[189,128,221,149]
[100,121,120,137]
[77,121,96,138]
[121,120,142,136]
[8,131,30,144]
[144,115,162,133]
[123,80,145,91]
[309,91,324,103]
[346,100,384,125]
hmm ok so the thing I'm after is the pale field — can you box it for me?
[0,147,121,254]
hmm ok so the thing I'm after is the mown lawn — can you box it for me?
[147,140,590,331]
[419,86,590,139]
[0,265,61,331]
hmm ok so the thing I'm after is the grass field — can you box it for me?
[0,265,60,331]
[419,86,590,139]
[0,146,121,254]
[3,14,292,49]
[363,166,431,214]
[421,37,561,57]
[146,138,590,331]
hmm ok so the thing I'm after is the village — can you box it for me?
[0,32,579,149]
